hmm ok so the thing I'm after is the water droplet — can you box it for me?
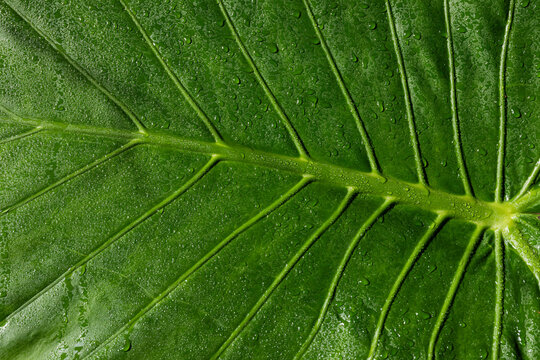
[233,75,241,85]
[521,0,530,8]
[510,107,521,118]
[359,3,369,9]
[292,65,304,75]
[457,25,467,33]
[479,348,488,359]
[419,310,431,320]
[368,22,377,30]
[293,10,302,18]
[268,43,279,53]
[359,276,370,286]
[122,337,131,352]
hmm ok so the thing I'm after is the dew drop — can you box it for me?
[419,310,431,320]
[122,337,131,352]
[368,22,377,30]
[359,276,370,286]
[268,43,279,53]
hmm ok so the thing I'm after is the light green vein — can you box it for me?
[216,0,309,159]
[294,198,394,360]
[427,226,485,359]
[83,176,312,359]
[513,157,540,201]
[0,139,140,216]
[302,0,380,174]
[0,126,42,145]
[495,0,516,203]
[492,230,505,360]
[385,0,427,186]
[119,0,223,143]
[502,223,540,284]
[443,0,474,196]
[211,189,355,360]
[0,157,218,325]
[368,212,447,360]
[0,113,511,228]
[3,0,146,133]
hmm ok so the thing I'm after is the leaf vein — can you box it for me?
[302,0,381,174]
[513,157,540,201]
[2,0,146,133]
[427,226,485,359]
[0,139,140,216]
[368,213,447,359]
[385,0,427,186]
[0,126,42,145]
[82,176,312,359]
[0,157,218,325]
[495,0,516,202]
[295,198,394,360]
[210,189,355,359]
[216,0,309,159]
[492,230,505,359]
[119,0,223,143]
[443,0,474,196]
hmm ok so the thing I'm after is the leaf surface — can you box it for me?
[0,0,538,359]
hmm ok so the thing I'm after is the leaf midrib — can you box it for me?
[0,114,518,229]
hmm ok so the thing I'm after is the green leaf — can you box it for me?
[0,0,538,359]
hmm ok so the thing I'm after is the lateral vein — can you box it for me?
[210,189,356,359]
[302,0,380,174]
[492,230,505,360]
[0,157,218,325]
[385,0,427,186]
[495,0,516,203]
[0,140,140,216]
[2,0,146,133]
[295,198,394,360]
[427,226,484,359]
[119,0,223,143]
[368,213,447,359]
[216,0,309,159]
[443,0,474,196]
[82,176,312,359]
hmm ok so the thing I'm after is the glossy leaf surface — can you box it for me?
[0,0,538,359]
